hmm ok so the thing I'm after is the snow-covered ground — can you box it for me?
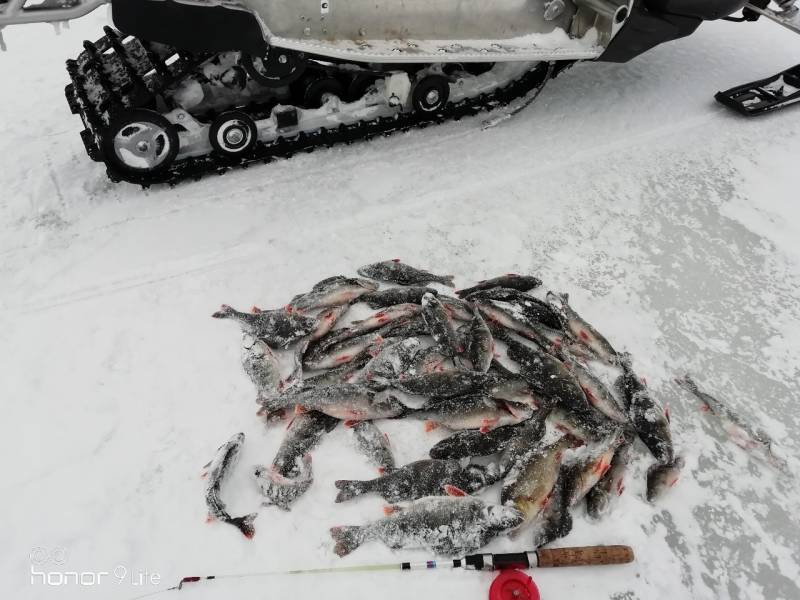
[2,10,800,600]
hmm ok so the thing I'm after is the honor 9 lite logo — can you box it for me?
[30,547,161,587]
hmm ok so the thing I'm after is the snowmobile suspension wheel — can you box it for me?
[301,75,346,108]
[101,109,179,176]
[412,75,450,113]
[346,73,377,101]
[209,111,258,157]
[241,49,306,88]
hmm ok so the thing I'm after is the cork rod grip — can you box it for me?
[536,545,635,568]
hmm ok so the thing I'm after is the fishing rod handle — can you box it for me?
[462,546,634,571]
[535,545,635,568]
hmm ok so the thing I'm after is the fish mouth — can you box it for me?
[212,304,232,319]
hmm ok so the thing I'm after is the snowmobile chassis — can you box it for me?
[1,0,800,186]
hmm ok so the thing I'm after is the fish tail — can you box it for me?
[330,525,366,557]
[674,374,700,394]
[765,443,789,473]
[334,479,370,503]
[230,513,258,539]
[437,275,456,288]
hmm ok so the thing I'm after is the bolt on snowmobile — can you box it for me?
[0,0,798,186]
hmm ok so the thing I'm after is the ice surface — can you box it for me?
[1,12,799,600]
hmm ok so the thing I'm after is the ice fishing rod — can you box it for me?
[128,545,634,599]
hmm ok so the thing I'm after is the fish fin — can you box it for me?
[205,515,214,523]
[295,404,309,415]
[424,421,439,433]
[343,419,359,429]
[479,418,499,434]
[334,480,368,503]
[443,484,467,497]
[200,471,208,479]
[285,417,296,430]
[377,467,386,475]
[438,275,456,288]
[382,504,403,516]
[201,460,212,469]
[699,404,711,413]
[250,305,262,313]
[211,304,233,319]
[330,525,366,557]
[383,432,391,445]
[664,404,671,423]
[230,513,257,539]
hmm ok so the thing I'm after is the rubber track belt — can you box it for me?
[67,31,556,188]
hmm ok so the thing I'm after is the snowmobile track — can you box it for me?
[66,28,557,188]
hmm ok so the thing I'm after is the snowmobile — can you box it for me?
[0,1,798,186]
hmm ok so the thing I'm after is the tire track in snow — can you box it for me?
[3,108,737,316]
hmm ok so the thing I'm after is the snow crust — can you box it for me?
[1,12,799,600]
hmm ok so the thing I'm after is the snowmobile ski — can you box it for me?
[715,63,800,115]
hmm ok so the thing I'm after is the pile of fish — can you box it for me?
[204,260,684,556]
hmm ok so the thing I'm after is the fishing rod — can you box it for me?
[130,545,634,598]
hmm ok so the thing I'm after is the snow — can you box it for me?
[2,11,800,600]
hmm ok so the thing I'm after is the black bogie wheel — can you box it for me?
[241,48,306,88]
[462,63,495,76]
[209,111,258,157]
[101,108,179,176]
[301,76,345,108]
[346,73,377,102]
[412,75,451,114]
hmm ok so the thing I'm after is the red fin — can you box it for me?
[700,405,711,413]
[664,404,671,423]
[205,515,214,523]
[579,330,590,341]
[383,432,390,444]
[424,421,439,433]
[285,417,295,430]
[444,484,467,497]
[383,504,402,515]
[200,471,208,479]
[344,419,359,428]
[295,404,309,415]
[256,407,267,417]
[479,418,499,434]
[377,467,386,475]
[251,305,262,313]
[392,258,400,263]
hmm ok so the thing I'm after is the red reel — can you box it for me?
[489,569,540,600]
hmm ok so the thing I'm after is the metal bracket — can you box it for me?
[745,1,800,34]
[0,0,108,26]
